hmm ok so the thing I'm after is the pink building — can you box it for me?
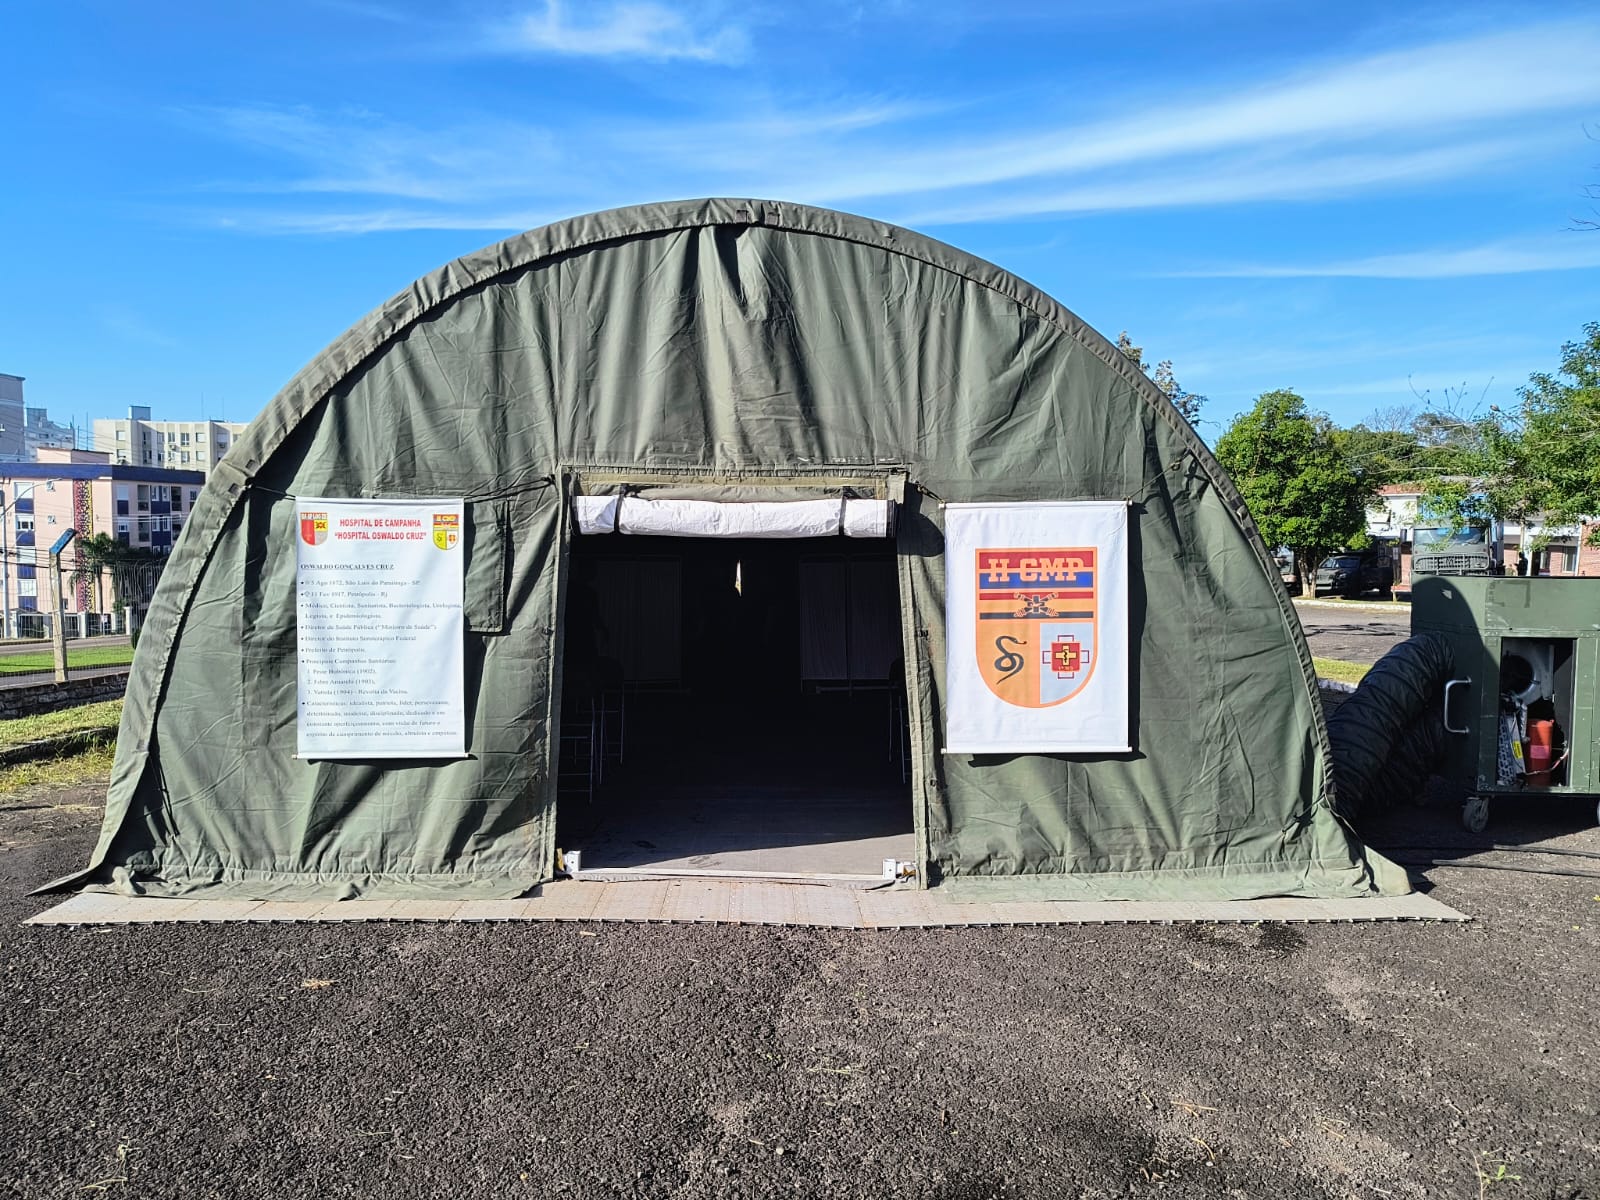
[0,448,204,625]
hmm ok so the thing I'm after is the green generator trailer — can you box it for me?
[1413,575,1600,831]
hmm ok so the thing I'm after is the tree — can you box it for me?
[1518,321,1600,537]
[73,533,167,618]
[1115,330,1206,423]
[1415,323,1600,558]
[1334,406,1483,492]
[1214,390,1372,586]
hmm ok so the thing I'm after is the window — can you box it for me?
[18,578,36,597]
[180,432,190,445]
[115,429,126,441]
[188,489,198,504]
[45,514,56,525]
[15,512,33,532]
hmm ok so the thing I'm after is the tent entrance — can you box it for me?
[555,534,913,880]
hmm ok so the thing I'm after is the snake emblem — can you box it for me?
[992,635,1027,681]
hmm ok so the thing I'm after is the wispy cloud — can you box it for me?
[776,19,1600,204]
[97,307,181,350]
[188,16,1600,234]
[493,1,746,62]
[893,141,1529,226]
[1163,237,1600,280]
[191,106,562,202]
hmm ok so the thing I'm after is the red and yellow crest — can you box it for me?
[432,512,461,551]
[975,547,1097,708]
[300,511,328,547]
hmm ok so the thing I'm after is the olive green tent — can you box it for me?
[56,199,1406,902]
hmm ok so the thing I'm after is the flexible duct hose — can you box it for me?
[1324,632,1454,821]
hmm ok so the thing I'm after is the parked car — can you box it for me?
[1313,550,1394,598]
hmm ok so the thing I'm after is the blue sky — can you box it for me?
[3,1,1598,442]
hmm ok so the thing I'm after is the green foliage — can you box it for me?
[1414,323,1600,548]
[0,699,122,748]
[1214,390,1372,580]
[1335,407,1482,494]
[1115,330,1206,423]
[74,533,167,611]
[1518,321,1600,536]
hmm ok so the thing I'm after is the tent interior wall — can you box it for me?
[52,198,1408,904]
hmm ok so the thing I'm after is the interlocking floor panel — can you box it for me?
[25,881,1467,927]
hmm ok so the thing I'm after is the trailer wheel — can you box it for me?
[1463,796,1490,834]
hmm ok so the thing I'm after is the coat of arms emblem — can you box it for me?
[975,547,1097,707]
[432,512,461,551]
[299,511,328,547]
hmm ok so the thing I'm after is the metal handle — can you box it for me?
[1443,678,1472,734]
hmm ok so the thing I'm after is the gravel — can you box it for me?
[4,783,1599,1199]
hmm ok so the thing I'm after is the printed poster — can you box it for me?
[295,497,466,759]
[944,501,1129,754]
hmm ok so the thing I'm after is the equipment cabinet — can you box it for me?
[1411,576,1600,832]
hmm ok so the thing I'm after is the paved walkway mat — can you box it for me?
[26,880,1467,928]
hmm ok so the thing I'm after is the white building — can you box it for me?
[92,406,248,476]
[1367,484,1590,578]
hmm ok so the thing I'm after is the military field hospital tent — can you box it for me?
[55,199,1407,903]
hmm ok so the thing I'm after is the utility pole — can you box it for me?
[49,529,77,683]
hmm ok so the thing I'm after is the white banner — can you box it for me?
[295,497,466,759]
[944,501,1129,754]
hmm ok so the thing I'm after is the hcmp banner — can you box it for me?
[944,501,1129,754]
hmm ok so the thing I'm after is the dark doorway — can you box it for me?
[555,534,913,877]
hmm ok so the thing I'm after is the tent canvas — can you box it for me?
[51,198,1407,903]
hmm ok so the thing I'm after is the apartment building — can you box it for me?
[24,406,77,458]
[0,448,204,617]
[0,374,28,462]
[92,405,247,476]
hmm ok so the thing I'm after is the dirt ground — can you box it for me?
[1296,604,1412,667]
[4,779,1599,1200]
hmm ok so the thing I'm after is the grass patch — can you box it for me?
[0,644,135,677]
[0,699,123,749]
[0,739,117,793]
[1313,657,1370,685]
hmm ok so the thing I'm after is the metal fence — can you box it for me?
[0,546,158,693]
